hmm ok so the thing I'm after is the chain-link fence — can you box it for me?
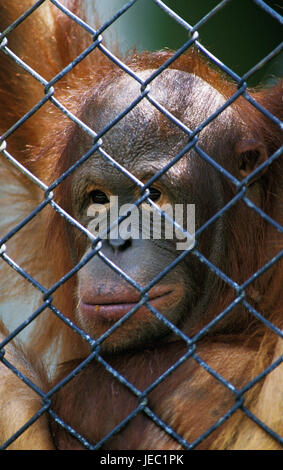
[0,0,282,451]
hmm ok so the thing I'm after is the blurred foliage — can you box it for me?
[94,0,282,86]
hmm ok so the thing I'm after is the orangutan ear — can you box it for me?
[235,140,267,181]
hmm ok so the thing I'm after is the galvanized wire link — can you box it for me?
[0,0,282,450]
[0,0,46,42]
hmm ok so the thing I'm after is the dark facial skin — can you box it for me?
[65,69,266,352]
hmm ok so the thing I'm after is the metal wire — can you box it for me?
[0,0,282,450]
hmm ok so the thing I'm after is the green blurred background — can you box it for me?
[91,0,282,86]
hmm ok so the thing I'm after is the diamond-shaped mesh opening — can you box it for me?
[0,0,282,451]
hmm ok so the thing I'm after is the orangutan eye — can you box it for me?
[148,187,161,202]
[89,190,109,205]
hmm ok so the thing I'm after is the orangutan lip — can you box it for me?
[80,290,173,319]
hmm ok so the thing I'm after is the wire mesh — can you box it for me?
[0,0,282,451]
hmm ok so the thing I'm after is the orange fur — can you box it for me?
[0,0,282,450]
